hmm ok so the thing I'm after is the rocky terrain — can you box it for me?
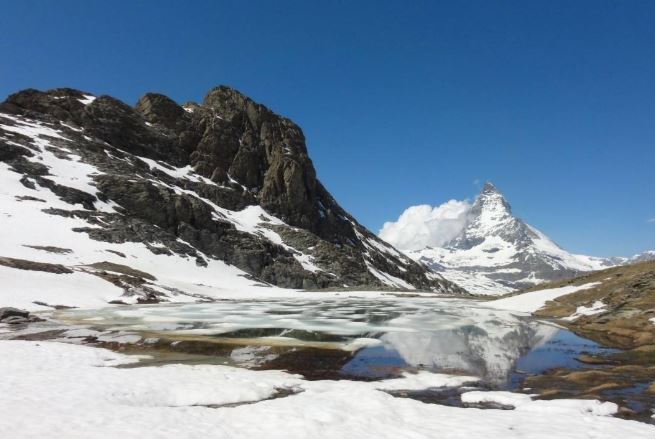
[532,260,655,349]
[515,261,655,420]
[0,86,462,309]
[405,183,639,295]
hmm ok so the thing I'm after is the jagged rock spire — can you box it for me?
[471,181,512,217]
[481,181,499,194]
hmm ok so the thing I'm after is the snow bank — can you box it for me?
[461,390,618,415]
[1,340,653,439]
[486,282,601,313]
[374,370,478,391]
[0,265,125,310]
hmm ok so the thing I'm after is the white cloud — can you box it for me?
[648,218,655,223]
[379,199,471,251]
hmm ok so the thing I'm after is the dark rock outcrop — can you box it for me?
[0,307,44,325]
[0,307,29,320]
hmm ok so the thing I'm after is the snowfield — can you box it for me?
[1,340,653,439]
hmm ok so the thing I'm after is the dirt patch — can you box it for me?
[85,261,156,281]
[14,195,46,202]
[23,245,73,254]
[105,249,126,258]
[32,301,77,310]
[0,256,73,274]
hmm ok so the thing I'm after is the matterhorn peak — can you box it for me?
[470,181,512,218]
[481,181,499,194]
[404,181,619,295]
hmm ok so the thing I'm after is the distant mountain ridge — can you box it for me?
[405,183,647,295]
[627,250,655,264]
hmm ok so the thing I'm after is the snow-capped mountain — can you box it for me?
[406,183,618,295]
[0,86,462,310]
[627,250,655,263]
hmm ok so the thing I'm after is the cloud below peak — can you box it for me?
[379,199,471,251]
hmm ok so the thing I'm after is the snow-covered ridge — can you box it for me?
[0,117,343,309]
[628,250,655,263]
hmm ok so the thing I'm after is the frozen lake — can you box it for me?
[56,297,614,387]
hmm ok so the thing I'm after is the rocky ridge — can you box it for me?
[0,86,462,305]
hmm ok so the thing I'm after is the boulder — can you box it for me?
[0,307,29,321]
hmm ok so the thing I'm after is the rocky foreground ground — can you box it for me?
[525,261,655,419]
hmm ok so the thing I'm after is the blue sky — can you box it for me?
[1,0,653,256]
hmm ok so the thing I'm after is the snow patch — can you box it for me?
[78,95,96,105]
[487,282,601,313]
[563,300,607,321]
[365,260,415,290]
[375,371,478,391]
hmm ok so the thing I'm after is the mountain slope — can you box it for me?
[406,183,616,295]
[0,86,462,309]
